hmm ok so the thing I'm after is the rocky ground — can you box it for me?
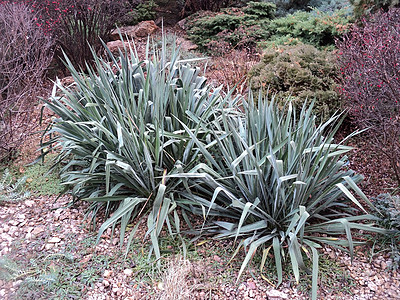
[0,194,399,299]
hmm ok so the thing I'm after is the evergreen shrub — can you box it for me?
[186,2,275,53]
[264,8,352,49]
[249,43,342,119]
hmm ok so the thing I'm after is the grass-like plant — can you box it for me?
[41,35,235,261]
[0,169,30,204]
[176,97,384,299]
[371,193,400,270]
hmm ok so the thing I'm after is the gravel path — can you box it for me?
[0,196,399,299]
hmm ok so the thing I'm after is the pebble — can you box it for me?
[213,255,222,262]
[266,289,289,299]
[31,226,44,235]
[103,270,113,277]
[45,243,54,250]
[248,280,256,290]
[123,269,133,276]
[48,237,61,243]
[24,200,35,207]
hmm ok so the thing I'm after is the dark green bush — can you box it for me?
[123,0,158,26]
[249,43,342,119]
[270,0,352,16]
[186,2,275,53]
[371,193,400,270]
[186,3,351,53]
[264,8,352,49]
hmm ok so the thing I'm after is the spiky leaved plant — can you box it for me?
[0,169,30,204]
[41,35,238,261]
[176,96,384,299]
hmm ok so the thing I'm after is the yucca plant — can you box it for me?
[176,96,384,299]
[41,35,234,260]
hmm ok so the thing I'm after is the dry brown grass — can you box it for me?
[205,49,261,95]
[157,256,194,300]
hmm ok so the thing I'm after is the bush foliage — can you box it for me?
[27,0,130,71]
[186,3,352,53]
[186,2,275,53]
[0,169,30,205]
[336,8,400,184]
[309,0,353,12]
[123,0,158,26]
[249,43,341,119]
[176,97,383,300]
[264,8,352,49]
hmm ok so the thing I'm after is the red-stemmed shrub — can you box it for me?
[27,0,131,71]
[337,8,400,183]
[0,1,54,161]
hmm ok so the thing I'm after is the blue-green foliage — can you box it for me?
[0,169,30,204]
[309,0,352,13]
[371,194,400,270]
[264,8,352,48]
[186,1,352,53]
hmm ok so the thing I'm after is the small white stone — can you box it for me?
[48,237,61,243]
[31,227,44,235]
[266,289,289,299]
[45,244,54,250]
[1,233,12,242]
[24,200,35,207]
[103,270,113,277]
[123,268,133,276]
[368,282,377,291]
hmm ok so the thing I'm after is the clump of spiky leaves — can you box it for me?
[0,254,73,288]
[0,169,30,204]
[371,193,400,270]
[41,35,237,262]
[176,96,385,300]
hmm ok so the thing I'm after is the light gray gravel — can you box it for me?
[0,196,399,299]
